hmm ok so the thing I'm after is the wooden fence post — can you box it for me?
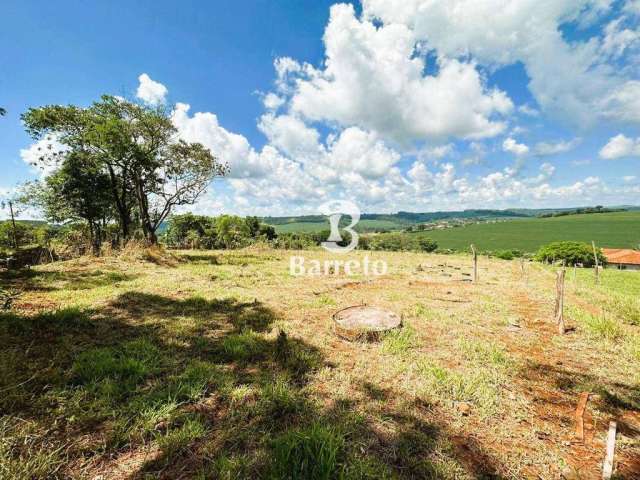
[555,269,566,334]
[471,244,478,283]
[592,241,600,285]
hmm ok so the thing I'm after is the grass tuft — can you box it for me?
[219,330,268,362]
[418,361,505,416]
[382,324,416,355]
[0,419,64,480]
[156,416,207,460]
[269,423,345,480]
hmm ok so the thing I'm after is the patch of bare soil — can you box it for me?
[509,287,640,479]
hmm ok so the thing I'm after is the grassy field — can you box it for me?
[1,248,639,479]
[273,219,406,234]
[413,211,640,252]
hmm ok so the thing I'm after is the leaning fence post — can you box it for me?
[471,244,478,283]
[555,269,566,334]
[592,241,600,285]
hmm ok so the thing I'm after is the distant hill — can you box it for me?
[262,207,640,234]
[406,211,640,252]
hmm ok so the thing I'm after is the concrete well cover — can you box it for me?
[333,305,401,339]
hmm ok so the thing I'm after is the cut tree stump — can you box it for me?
[333,305,402,341]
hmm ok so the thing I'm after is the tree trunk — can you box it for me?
[132,171,157,245]
[106,164,132,242]
[8,201,18,250]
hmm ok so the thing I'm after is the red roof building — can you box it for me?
[602,248,640,270]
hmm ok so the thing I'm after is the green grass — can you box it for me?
[569,306,624,342]
[269,423,345,480]
[273,219,407,234]
[411,211,640,252]
[1,249,639,478]
[382,324,417,355]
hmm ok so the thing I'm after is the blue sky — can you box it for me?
[1,0,640,216]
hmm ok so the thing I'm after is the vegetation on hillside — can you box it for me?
[537,205,625,217]
[407,211,640,252]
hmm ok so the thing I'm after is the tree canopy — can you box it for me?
[20,96,227,248]
[535,241,605,267]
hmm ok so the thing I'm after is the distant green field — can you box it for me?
[411,212,640,252]
[273,219,404,234]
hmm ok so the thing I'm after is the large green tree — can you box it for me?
[22,152,113,255]
[22,96,227,245]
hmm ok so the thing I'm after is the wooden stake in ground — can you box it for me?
[555,269,566,334]
[575,392,590,442]
[602,421,617,480]
[471,244,478,283]
[592,240,600,285]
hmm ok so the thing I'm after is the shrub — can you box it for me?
[535,241,605,267]
[365,234,437,252]
[492,249,523,260]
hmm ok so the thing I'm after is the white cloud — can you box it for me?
[623,175,637,182]
[599,133,640,159]
[625,0,640,15]
[20,135,67,178]
[518,104,540,117]
[362,0,638,127]
[601,81,640,123]
[601,17,640,58]
[534,138,581,156]
[324,127,401,179]
[257,113,323,160]
[171,102,281,178]
[136,73,168,106]
[262,92,285,111]
[502,137,529,156]
[283,4,512,145]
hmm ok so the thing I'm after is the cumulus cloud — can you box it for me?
[599,133,640,159]
[362,0,638,127]
[136,73,168,106]
[601,81,640,123]
[171,102,279,178]
[282,4,512,145]
[502,137,529,156]
[257,113,323,160]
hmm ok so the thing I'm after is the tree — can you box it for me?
[22,96,227,245]
[535,241,606,267]
[19,152,113,255]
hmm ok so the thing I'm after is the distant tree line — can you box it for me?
[537,206,625,218]
[162,214,440,253]
[16,95,227,255]
[164,214,276,249]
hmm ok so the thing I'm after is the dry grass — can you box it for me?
[0,248,639,479]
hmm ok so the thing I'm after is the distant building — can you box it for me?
[602,248,640,271]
